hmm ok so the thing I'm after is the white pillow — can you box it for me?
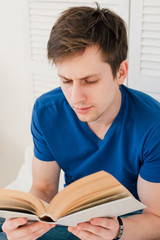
[5,145,33,192]
[5,145,65,192]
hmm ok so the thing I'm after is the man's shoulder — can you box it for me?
[34,87,66,111]
[122,85,160,118]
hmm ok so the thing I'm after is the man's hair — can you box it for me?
[47,4,128,77]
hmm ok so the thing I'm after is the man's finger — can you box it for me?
[90,217,119,231]
[17,223,55,240]
[8,222,54,239]
[2,218,27,232]
[77,222,115,239]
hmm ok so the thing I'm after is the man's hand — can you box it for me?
[68,217,120,240]
[2,218,55,240]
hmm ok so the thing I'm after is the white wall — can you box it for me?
[0,0,159,188]
[0,0,33,187]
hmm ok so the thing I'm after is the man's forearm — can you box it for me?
[122,213,160,240]
[29,185,58,203]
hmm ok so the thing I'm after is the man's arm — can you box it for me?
[68,175,160,240]
[30,155,61,202]
[120,175,160,240]
[2,156,60,240]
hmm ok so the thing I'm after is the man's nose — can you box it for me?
[71,82,87,105]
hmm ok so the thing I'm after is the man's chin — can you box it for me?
[76,115,88,122]
[74,113,88,122]
[75,113,98,123]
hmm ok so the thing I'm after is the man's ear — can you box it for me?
[116,60,128,85]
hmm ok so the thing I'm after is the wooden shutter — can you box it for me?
[128,0,160,101]
[27,0,129,100]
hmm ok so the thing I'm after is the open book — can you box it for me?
[0,171,145,226]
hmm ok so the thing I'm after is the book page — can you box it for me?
[67,192,129,215]
[0,189,46,217]
[0,210,39,222]
[47,171,131,220]
[54,197,146,227]
[0,198,37,214]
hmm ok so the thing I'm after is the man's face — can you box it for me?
[56,45,122,123]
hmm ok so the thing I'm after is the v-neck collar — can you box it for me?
[79,85,125,146]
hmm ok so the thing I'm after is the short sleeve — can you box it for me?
[140,124,160,182]
[31,103,55,162]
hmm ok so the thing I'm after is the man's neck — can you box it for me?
[87,90,122,140]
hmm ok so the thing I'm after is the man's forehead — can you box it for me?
[56,45,110,80]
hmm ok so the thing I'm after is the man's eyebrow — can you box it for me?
[58,74,99,80]
[58,74,72,81]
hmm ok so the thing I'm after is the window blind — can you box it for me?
[128,0,160,101]
[140,0,160,78]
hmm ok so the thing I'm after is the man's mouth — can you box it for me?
[73,106,93,114]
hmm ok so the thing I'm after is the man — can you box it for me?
[1,4,160,240]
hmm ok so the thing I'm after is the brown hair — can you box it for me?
[47,4,128,77]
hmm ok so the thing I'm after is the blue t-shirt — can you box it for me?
[31,85,160,199]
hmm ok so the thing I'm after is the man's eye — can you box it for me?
[62,80,72,84]
[86,80,97,84]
